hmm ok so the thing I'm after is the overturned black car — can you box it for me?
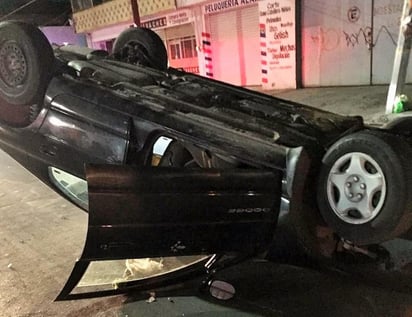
[1,21,412,299]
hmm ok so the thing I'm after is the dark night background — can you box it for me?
[0,0,72,25]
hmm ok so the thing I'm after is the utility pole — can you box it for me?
[386,0,412,113]
[130,0,141,26]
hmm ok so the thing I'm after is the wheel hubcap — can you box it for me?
[344,175,366,202]
[326,152,386,225]
[0,40,27,87]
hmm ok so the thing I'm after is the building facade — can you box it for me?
[70,0,409,89]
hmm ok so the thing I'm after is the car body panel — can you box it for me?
[84,164,282,260]
[38,102,130,175]
[56,164,282,299]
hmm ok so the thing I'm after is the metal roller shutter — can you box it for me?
[165,23,194,39]
[239,5,261,86]
[209,5,260,86]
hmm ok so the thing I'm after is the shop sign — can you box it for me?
[259,0,296,90]
[141,17,167,29]
[141,10,193,29]
[203,0,258,14]
[183,66,200,73]
[167,10,193,26]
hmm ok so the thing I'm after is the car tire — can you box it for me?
[317,130,412,245]
[0,21,54,107]
[112,27,168,71]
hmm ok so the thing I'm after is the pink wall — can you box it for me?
[40,26,87,46]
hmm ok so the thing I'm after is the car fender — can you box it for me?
[370,111,412,134]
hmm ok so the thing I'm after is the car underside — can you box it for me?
[2,21,412,299]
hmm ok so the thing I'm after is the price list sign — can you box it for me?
[259,0,296,89]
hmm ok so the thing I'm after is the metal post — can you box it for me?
[370,0,375,84]
[295,0,302,89]
[130,0,140,26]
[385,0,412,113]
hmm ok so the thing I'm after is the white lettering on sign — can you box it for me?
[228,207,271,214]
[203,0,257,14]
[142,10,193,29]
[167,10,191,26]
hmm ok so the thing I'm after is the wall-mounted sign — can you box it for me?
[141,17,167,29]
[141,9,194,29]
[259,0,296,90]
[203,0,258,14]
[167,10,193,26]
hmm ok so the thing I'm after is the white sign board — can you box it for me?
[259,0,296,89]
[142,9,194,29]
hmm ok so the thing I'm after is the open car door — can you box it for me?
[57,164,282,300]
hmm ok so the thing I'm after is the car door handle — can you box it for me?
[40,144,57,157]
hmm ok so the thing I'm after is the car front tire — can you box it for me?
[317,130,412,245]
[112,27,168,71]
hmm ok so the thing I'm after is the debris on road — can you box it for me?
[146,292,156,303]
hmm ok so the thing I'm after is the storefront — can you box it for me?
[73,0,411,90]
[142,10,199,74]
[87,22,132,51]
[203,0,260,86]
[77,0,297,89]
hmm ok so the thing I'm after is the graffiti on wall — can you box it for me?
[310,28,340,51]
[307,1,401,51]
[303,0,404,86]
[347,6,361,23]
[343,27,373,48]
[343,25,397,48]
[310,25,398,50]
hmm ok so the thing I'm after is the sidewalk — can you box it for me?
[267,84,412,122]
